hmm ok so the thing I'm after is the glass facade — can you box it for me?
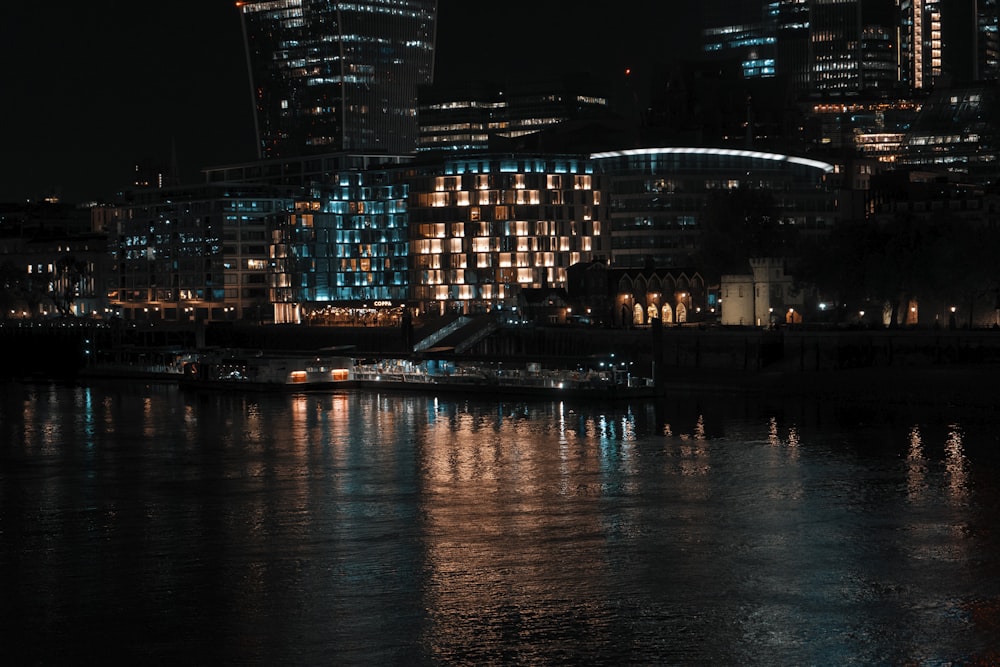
[112,185,295,322]
[810,0,897,94]
[417,77,610,154]
[703,21,777,80]
[270,168,411,314]
[981,0,1000,81]
[108,149,850,325]
[238,0,438,158]
[592,148,836,269]
[899,86,1000,178]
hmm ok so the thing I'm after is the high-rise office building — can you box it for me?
[811,0,898,95]
[979,0,1000,81]
[702,19,778,80]
[900,0,980,89]
[774,0,811,93]
[238,0,438,159]
[416,76,611,155]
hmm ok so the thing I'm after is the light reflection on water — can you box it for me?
[2,381,1000,665]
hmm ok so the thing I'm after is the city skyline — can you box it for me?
[1,0,702,204]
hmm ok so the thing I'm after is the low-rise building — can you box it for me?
[567,261,708,327]
[720,257,806,327]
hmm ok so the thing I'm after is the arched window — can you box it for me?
[661,303,674,323]
[635,276,647,296]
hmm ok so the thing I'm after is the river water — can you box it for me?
[2,380,1000,665]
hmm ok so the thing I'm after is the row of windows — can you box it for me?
[413,220,583,238]
[408,205,597,224]
[416,190,596,207]
[612,236,694,250]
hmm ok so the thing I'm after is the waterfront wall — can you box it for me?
[4,319,1000,381]
[469,325,1000,374]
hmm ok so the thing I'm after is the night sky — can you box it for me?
[0,1,703,204]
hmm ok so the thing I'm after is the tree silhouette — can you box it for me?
[797,211,1000,327]
[51,255,90,317]
[0,259,25,316]
[696,188,795,280]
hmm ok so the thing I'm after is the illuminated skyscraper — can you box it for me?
[980,0,1000,81]
[238,0,438,159]
[416,76,611,155]
[899,0,980,89]
[811,0,897,95]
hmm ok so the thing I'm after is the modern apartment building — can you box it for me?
[405,154,604,316]
[238,0,438,158]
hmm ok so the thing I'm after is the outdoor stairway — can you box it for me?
[412,313,501,353]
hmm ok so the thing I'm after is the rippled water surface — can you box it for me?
[3,380,1000,665]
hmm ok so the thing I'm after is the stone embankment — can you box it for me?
[3,320,998,408]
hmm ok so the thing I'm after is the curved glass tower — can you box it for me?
[238,0,438,158]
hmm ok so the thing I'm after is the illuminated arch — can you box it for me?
[590,147,836,173]
[661,303,674,323]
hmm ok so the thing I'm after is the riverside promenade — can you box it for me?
[3,319,999,406]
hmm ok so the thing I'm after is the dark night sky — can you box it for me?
[0,1,704,204]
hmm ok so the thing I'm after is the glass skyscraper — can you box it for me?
[811,0,897,94]
[238,0,438,159]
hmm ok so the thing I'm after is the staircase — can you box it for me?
[412,314,468,352]
[413,313,501,353]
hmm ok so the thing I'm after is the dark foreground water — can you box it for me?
[3,380,1000,665]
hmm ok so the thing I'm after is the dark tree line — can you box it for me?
[796,213,1000,327]
[695,188,1000,326]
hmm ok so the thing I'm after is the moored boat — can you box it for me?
[180,349,355,390]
